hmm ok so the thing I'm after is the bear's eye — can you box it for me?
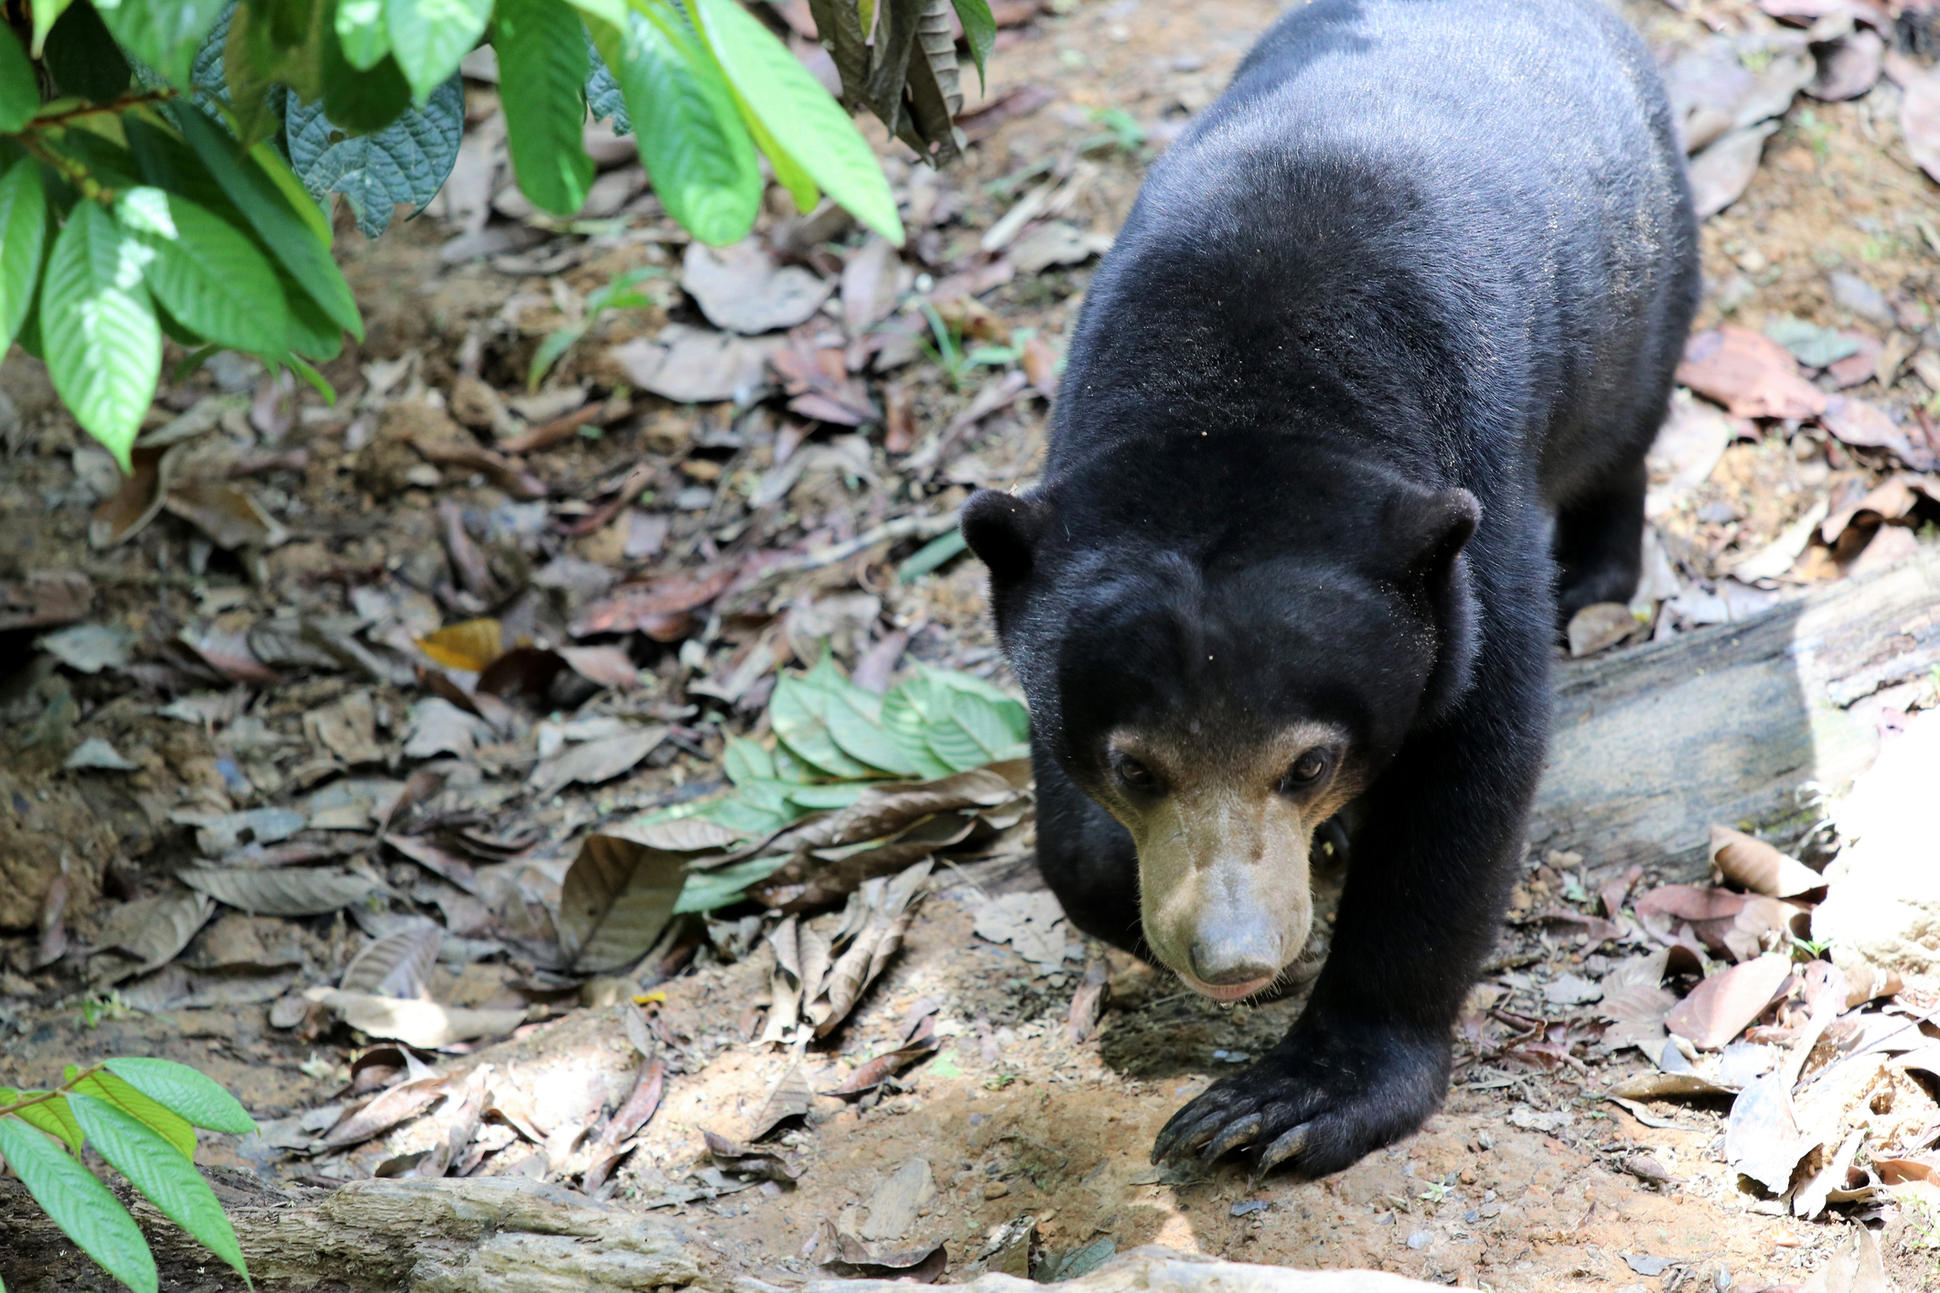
[1279,748,1334,794]
[1110,752,1163,796]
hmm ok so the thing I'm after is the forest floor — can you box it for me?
[5,0,1940,1290]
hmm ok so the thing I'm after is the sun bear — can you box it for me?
[961,0,1699,1177]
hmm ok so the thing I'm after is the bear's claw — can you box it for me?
[1149,1024,1449,1179]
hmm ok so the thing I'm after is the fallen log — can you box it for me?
[1530,549,1940,879]
[0,1177,1448,1293]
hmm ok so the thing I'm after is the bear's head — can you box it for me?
[961,450,1479,1001]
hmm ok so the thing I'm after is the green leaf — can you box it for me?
[31,0,77,57]
[738,102,818,213]
[384,0,491,102]
[801,659,922,777]
[672,854,787,914]
[285,74,462,237]
[102,1058,256,1135]
[561,0,625,25]
[167,102,362,338]
[66,1092,250,1283]
[0,27,38,131]
[590,8,761,247]
[951,0,994,89]
[688,0,903,243]
[336,0,393,69]
[585,53,627,128]
[43,2,133,99]
[0,162,49,355]
[526,324,584,392]
[897,528,968,583]
[319,47,414,134]
[882,667,1029,773]
[187,0,232,106]
[698,790,799,841]
[71,1071,200,1159]
[0,1089,84,1152]
[279,265,346,360]
[229,0,330,103]
[115,187,289,356]
[720,736,775,788]
[93,0,231,87]
[40,203,159,473]
[251,137,335,244]
[493,0,595,216]
[769,671,874,780]
[219,1,288,145]
[0,1117,159,1293]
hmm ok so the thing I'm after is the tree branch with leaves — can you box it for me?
[0,0,993,471]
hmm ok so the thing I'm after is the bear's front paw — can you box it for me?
[1150,1023,1450,1178]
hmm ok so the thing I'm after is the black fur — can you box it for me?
[964,0,1698,1177]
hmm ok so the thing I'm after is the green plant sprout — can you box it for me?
[528,264,662,391]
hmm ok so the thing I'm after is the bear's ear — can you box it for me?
[961,489,1050,584]
[1383,485,1481,722]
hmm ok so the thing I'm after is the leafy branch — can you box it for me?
[0,1056,258,1293]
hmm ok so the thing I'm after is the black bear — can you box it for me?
[961,0,1698,1177]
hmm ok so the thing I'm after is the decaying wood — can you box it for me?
[0,1178,1444,1292]
[803,1248,1448,1293]
[1530,550,1940,879]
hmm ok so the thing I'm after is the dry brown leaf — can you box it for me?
[305,691,384,765]
[380,834,483,895]
[1808,30,1884,101]
[555,645,639,689]
[177,865,382,917]
[1566,602,1637,657]
[417,619,505,673]
[824,1029,940,1099]
[1687,122,1778,219]
[974,890,1075,974]
[321,1074,454,1148]
[746,1063,814,1140]
[555,833,687,973]
[607,325,785,405]
[1609,1071,1736,1101]
[702,1129,799,1183]
[841,235,902,337]
[411,439,547,499]
[162,480,290,549]
[858,1157,936,1242]
[1899,58,1940,186]
[807,861,931,1037]
[302,988,527,1049]
[816,1221,948,1279]
[1596,950,1678,1055]
[340,922,444,998]
[1676,326,1829,420]
[89,443,181,548]
[1710,825,1827,897]
[682,241,833,335]
[1820,395,1940,471]
[90,890,215,979]
[528,726,667,798]
[0,570,93,630]
[569,565,737,638]
[1665,952,1792,1050]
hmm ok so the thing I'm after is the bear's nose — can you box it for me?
[1189,939,1277,986]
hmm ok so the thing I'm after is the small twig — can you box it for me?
[736,511,961,595]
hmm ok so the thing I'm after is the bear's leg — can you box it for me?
[1552,456,1646,624]
[1150,604,1548,1178]
[1031,745,1150,959]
